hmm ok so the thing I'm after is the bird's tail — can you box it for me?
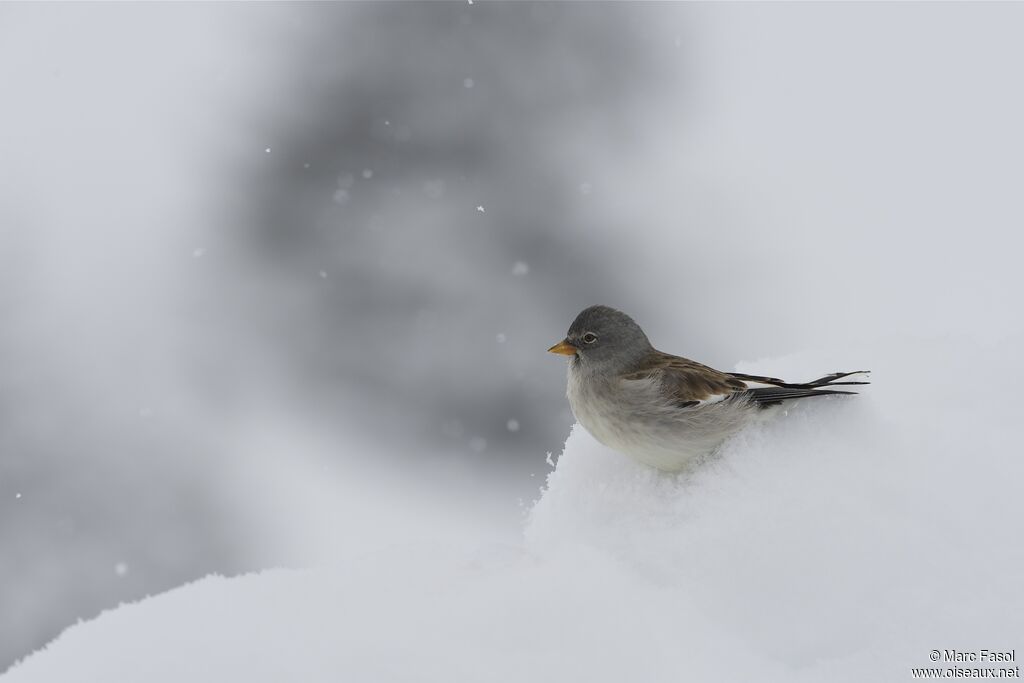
[729,370,870,407]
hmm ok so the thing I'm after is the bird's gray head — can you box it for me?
[548,305,653,374]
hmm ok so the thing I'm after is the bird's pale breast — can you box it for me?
[566,364,754,471]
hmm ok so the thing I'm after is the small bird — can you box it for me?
[548,305,868,471]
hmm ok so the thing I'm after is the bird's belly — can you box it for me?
[568,382,750,472]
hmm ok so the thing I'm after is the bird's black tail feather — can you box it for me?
[730,370,870,408]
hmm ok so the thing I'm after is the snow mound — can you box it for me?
[5,339,1022,683]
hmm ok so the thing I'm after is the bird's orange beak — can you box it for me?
[547,339,577,356]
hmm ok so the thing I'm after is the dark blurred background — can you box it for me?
[229,1,669,459]
[0,2,681,669]
[5,1,1024,672]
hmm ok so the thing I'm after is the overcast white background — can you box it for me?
[2,2,1022,677]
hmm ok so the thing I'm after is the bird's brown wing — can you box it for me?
[620,351,747,408]
[622,353,870,409]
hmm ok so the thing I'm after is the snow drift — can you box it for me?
[5,337,1022,683]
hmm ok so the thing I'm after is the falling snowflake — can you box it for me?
[15,493,21,500]
[463,78,475,89]
[114,562,128,577]
[319,270,327,279]
[264,147,271,154]
[512,261,529,276]
[362,169,373,179]
[469,437,488,453]
[476,205,486,213]
[506,419,520,432]
[495,333,507,344]
[192,247,206,258]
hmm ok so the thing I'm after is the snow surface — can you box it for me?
[5,337,1022,683]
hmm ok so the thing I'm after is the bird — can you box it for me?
[548,305,868,471]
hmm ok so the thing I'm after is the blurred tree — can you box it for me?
[234,2,670,461]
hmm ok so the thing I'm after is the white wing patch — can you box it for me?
[739,380,780,390]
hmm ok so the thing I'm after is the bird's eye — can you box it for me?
[582,332,598,344]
